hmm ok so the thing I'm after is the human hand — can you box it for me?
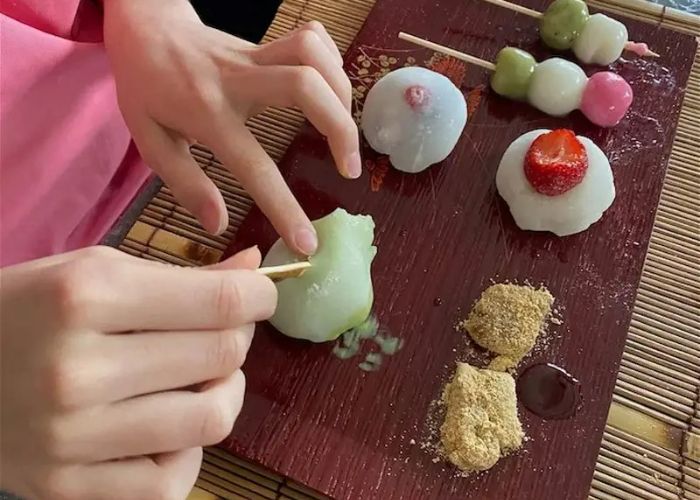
[0,246,276,499]
[104,0,359,255]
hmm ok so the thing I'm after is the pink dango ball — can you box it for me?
[580,72,633,128]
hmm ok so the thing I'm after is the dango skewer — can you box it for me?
[479,0,658,65]
[398,32,633,128]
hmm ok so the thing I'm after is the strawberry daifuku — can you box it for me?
[496,129,616,236]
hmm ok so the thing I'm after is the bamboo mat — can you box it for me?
[116,0,700,498]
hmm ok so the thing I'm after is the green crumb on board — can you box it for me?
[333,316,379,361]
[332,343,359,360]
[374,335,404,355]
[366,352,383,364]
[359,351,383,372]
[342,329,360,348]
[358,353,381,371]
[332,315,403,371]
[358,362,377,372]
[356,316,380,339]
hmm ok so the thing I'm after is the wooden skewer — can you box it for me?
[398,32,496,71]
[257,261,312,282]
[479,0,659,57]
[481,0,542,18]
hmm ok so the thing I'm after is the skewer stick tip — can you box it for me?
[624,41,660,59]
[258,261,312,282]
[479,0,544,18]
[397,32,497,72]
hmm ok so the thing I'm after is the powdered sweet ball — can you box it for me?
[361,67,468,174]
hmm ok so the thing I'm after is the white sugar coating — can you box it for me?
[361,67,467,173]
[527,58,587,117]
[496,129,616,236]
[573,14,628,66]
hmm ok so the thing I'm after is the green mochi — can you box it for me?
[262,208,377,343]
[490,47,537,101]
[540,0,590,50]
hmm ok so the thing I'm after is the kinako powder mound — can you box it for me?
[437,283,554,473]
[440,363,524,473]
[458,283,554,369]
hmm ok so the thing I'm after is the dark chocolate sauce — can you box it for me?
[517,363,581,420]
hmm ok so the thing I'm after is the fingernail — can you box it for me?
[345,151,362,179]
[241,245,260,260]
[202,196,228,235]
[216,217,228,235]
[249,245,261,264]
[294,227,318,255]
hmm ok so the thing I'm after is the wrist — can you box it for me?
[103,0,197,47]
[103,0,197,31]
[103,0,193,15]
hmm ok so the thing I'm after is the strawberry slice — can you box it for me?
[524,129,588,196]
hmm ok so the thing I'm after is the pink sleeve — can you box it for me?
[0,0,102,41]
[0,6,151,266]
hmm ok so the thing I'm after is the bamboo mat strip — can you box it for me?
[113,0,700,497]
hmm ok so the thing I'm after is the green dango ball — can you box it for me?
[540,0,590,50]
[490,47,537,101]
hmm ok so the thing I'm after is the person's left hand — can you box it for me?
[104,0,359,256]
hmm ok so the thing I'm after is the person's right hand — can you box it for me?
[0,246,276,500]
[104,1,360,256]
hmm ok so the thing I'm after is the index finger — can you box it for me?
[232,66,361,179]
[207,122,319,256]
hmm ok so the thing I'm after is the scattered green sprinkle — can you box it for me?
[356,316,379,339]
[359,361,380,372]
[332,315,403,369]
[332,344,359,360]
[359,351,383,371]
[365,352,383,365]
[342,330,357,347]
[374,335,404,355]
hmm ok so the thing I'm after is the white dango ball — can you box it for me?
[496,129,615,236]
[527,58,587,117]
[262,208,377,343]
[361,67,467,173]
[573,14,628,66]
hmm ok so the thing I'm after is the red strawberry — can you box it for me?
[524,129,588,196]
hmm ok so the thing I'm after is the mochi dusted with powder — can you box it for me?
[440,363,524,473]
[361,67,467,173]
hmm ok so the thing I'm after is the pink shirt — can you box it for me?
[0,0,151,267]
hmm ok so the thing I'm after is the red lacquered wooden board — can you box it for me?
[222,1,697,498]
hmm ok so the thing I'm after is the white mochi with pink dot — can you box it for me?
[361,67,467,174]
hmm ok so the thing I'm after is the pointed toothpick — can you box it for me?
[257,261,312,281]
[481,0,542,18]
[398,32,497,71]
